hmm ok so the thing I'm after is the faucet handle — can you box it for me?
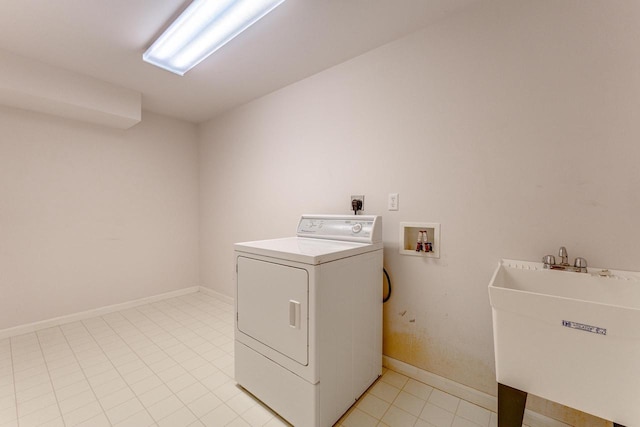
[574,257,587,269]
[542,255,555,266]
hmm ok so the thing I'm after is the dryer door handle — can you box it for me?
[289,300,301,329]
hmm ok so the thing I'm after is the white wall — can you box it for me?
[199,1,640,424]
[0,108,199,330]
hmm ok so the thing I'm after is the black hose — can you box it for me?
[383,267,391,303]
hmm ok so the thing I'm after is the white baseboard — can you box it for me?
[0,286,201,340]
[198,286,234,305]
[383,356,570,427]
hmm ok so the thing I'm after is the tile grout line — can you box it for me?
[153,294,234,356]
[455,400,491,427]
[379,376,423,427]
[160,294,233,336]
[146,296,225,341]
[58,324,115,426]
[84,306,182,425]
[139,297,233,369]
[118,303,206,424]
[114,301,227,424]
[179,295,235,359]
[356,372,490,427]
[8,338,18,426]
[34,329,68,427]
[169,293,233,330]
[173,296,235,370]
[154,295,266,425]
[143,297,241,413]
[84,312,171,425]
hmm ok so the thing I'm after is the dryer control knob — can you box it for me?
[352,223,362,233]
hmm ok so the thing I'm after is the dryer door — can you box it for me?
[237,256,309,365]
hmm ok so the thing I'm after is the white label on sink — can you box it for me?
[562,320,607,335]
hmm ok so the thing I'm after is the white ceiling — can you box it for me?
[0,0,479,123]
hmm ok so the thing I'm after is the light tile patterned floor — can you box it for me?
[0,292,511,427]
[334,370,505,427]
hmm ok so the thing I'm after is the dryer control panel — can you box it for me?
[296,215,381,243]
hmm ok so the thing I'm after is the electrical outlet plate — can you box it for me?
[351,195,364,213]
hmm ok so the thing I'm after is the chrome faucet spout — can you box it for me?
[558,246,568,265]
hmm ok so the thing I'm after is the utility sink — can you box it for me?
[489,259,640,426]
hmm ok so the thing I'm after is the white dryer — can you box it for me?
[234,214,383,427]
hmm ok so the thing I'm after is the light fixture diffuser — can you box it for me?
[143,0,286,76]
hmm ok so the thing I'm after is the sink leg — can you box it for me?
[498,383,527,427]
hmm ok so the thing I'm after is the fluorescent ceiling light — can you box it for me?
[143,0,286,76]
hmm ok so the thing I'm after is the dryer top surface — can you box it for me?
[234,236,382,265]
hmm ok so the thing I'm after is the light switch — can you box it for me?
[388,193,399,211]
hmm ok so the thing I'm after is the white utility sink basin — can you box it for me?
[489,259,640,426]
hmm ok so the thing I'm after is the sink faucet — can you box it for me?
[558,246,568,265]
[542,246,587,273]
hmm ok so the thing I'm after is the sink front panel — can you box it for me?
[489,260,640,426]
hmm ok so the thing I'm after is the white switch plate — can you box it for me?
[388,193,399,211]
